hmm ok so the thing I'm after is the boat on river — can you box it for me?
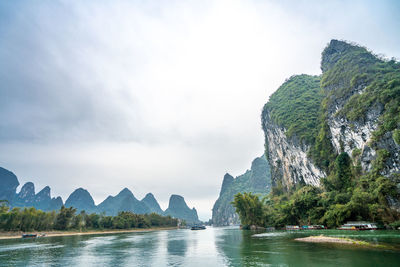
[191,225,206,230]
[22,234,37,238]
[338,221,378,230]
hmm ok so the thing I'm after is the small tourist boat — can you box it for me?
[285,225,300,230]
[22,234,37,238]
[338,222,378,230]
[191,225,206,230]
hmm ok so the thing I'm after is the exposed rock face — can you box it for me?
[164,194,199,224]
[262,39,400,190]
[65,188,96,213]
[212,155,271,226]
[97,188,150,216]
[141,193,163,214]
[0,167,19,203]
[263,110,325,188]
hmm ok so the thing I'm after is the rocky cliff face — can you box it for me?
[262,39,400,192]
[164,194,199,224]
[212,155,271,226]
[262,115,324,188]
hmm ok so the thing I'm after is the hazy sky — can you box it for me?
[0,0,399,220]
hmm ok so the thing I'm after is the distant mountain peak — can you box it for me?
[118,187,134,197]
[220,173,234,196]
[17,182,35,200]
[36,186,51,197]
[65,187,95,212]
[165,194,199,224]
[141,192,163,214]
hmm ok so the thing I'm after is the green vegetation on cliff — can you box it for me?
[262,74,323,144]
[243,40,400,228]
[233,151,399,228]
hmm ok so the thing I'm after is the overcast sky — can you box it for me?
[0,0,399,220]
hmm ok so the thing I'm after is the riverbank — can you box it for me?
[0,227,177,240]
[295,235,389,249]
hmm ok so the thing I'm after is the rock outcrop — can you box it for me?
[212,155,271,226]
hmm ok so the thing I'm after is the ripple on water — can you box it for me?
[252,232,287,238]
[0,243,64,253]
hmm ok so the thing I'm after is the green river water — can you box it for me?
[0,227,399,266]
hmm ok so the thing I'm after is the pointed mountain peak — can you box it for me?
[168,194,189,210]
[165,194,199,223]
[220,173,234,196]
[321,39,372,72]
[144,192,155,199]
[141,192,163,214]
[18,182,35,198]
[65,187,95,212]
[117,188,135,198]
[36,186,51,197]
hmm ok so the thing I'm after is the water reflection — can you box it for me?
[1,228,400,266]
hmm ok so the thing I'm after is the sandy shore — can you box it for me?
[295,235,390,249]
[0,227,177,240]
[295,235,358,244]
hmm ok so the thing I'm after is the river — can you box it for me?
[1,227,399,266]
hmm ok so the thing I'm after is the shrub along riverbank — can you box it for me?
[232,153,400,229]
[0,204,178,232]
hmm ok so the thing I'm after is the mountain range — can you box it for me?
[0,166,199,224]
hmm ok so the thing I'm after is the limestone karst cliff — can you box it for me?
[262,40,400,202]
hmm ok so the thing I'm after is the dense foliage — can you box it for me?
[233,153,400,228]
[0,205,178,232]
[231,192,264,227]
[262,74,324,144]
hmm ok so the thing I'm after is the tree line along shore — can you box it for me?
[0,203,179,234]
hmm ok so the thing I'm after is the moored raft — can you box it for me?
[338,221,378,230]
[22,234,37,238]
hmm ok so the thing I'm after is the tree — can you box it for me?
[232,192,264,227]
[55,206,76,230]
